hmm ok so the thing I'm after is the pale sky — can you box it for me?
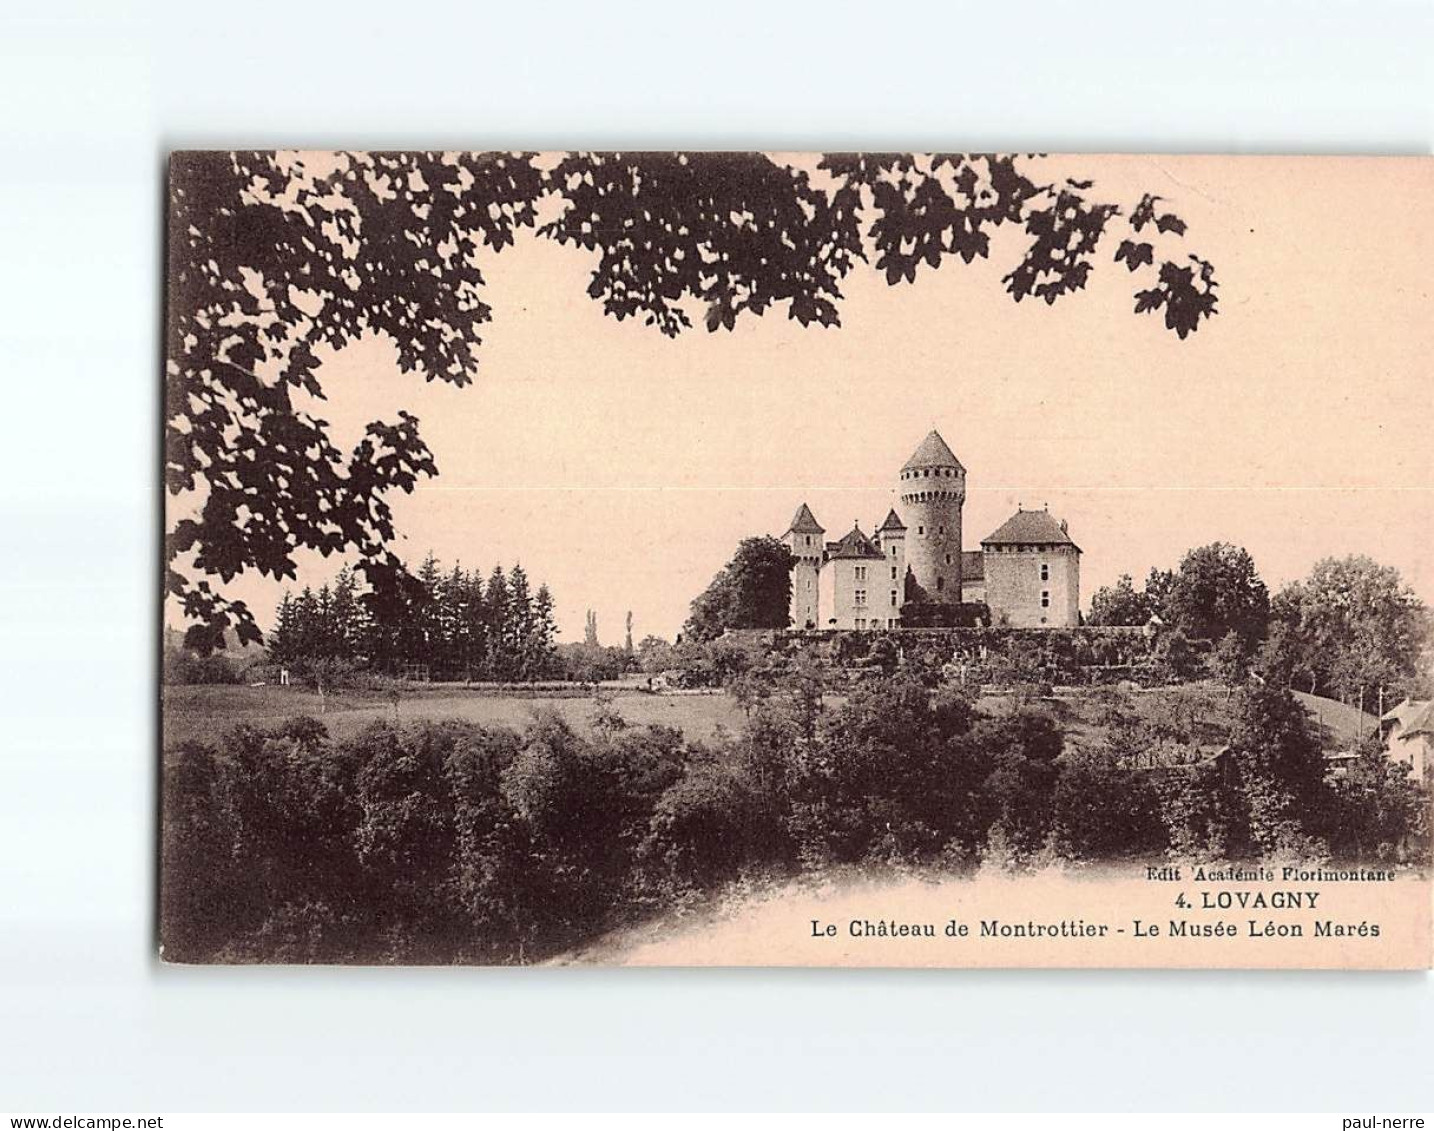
[170,155,1434,646]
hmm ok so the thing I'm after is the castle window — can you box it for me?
[1040,562,1049,581]
[938,525,944,533]
[924,469,930,477]
[855,566,866,581]
[917,525,924,535]
[1041,590,1050,608]
[936,577,945,591]
[945,554,952,565]
[890,565,897,579]
[856,618,866,630]
[890,546,897,557]
[890,590,897,607]
[805,535,811,546]
[854,589,867,606]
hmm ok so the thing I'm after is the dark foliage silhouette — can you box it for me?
[162,673,1426,965]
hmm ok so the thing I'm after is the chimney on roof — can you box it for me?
[1060,519,1068,534]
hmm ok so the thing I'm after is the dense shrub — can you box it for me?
[1147,685,1347,860]
[785,676,985,865]
[900,601,989,629]
[642,757,760,889]
[1151,629,1200,683]
[973,710,1063,857]
[164,646,244,685]
[1151,762,1240,859]
[162,677,1429,964]
[553,642,630,683]
[1052,750,1164,859]
[1326,738,1430,863]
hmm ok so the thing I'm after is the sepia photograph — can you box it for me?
[8,0,1434,1117]
[160,151,1433,969]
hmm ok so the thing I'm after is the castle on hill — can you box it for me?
[782,430,1081,630]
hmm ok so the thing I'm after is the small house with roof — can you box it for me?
[1380,699,1434,780]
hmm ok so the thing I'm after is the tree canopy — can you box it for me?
[1165,543,1270,647]
[1273,555,1431,702]
[1086,573,1151,627]
[1088,548,1270,646]
[1092,548,1430,705]
[268,555,558,683]
[167,151,1220,651]
[685,536,796,642]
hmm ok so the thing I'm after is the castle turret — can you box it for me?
[783,502,825,629]
[875,508,908,625]
[896,430,965,603]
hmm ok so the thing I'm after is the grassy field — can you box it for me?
[163,680,1375,754]
[162,684,751,748]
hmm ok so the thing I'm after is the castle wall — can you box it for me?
[982,544,1080,628]
[719,624,1161,690]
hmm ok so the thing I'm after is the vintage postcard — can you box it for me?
[162,152,1432,967]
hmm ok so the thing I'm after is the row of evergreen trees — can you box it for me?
[269,557,558,681]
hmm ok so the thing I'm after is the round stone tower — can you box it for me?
[896,430,965,603]
[782,502,825,630]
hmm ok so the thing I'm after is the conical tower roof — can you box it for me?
[785,502,825,535]
[877,507,907,533]
[902,429,964,472]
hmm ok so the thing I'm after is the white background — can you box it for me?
[1,0,1431,1113]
